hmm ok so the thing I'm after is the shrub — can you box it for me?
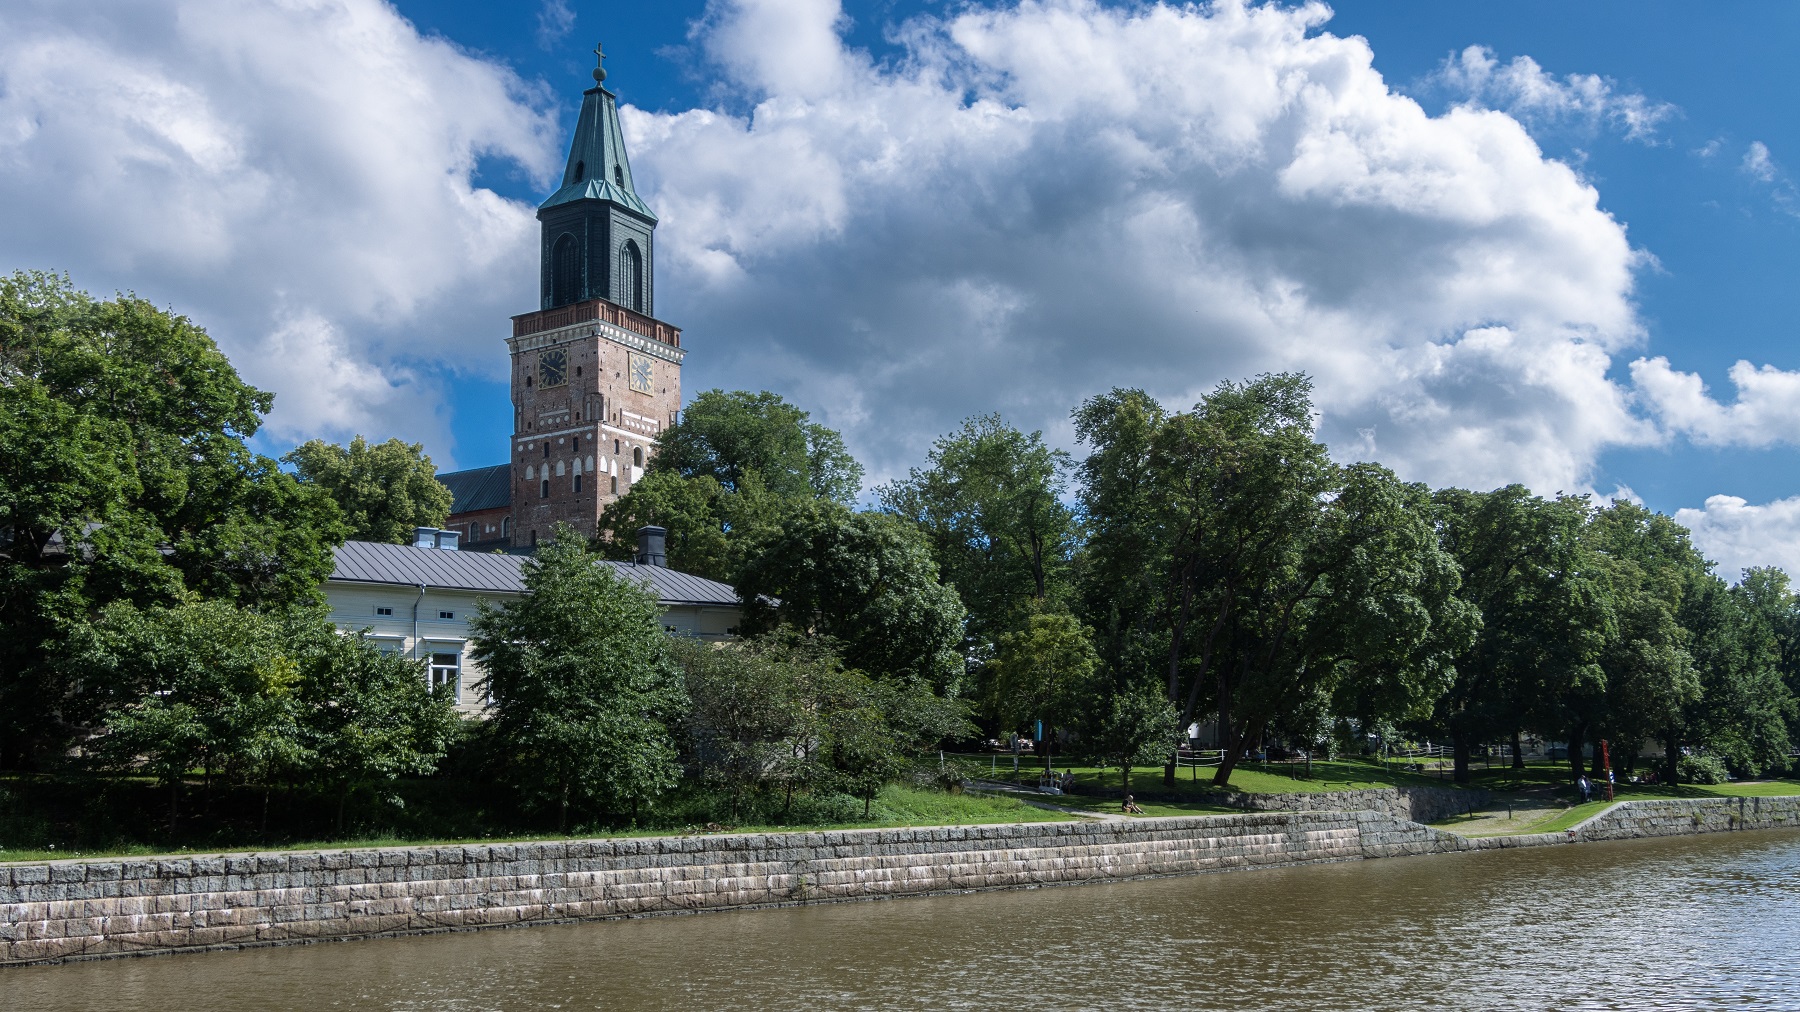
[1677,753,1729,785]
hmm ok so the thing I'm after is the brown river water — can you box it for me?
[7,831,1799,1011]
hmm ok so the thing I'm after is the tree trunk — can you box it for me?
[261,786,272,841]
[1511,732,1525,770]
[168,778,180,837]
[1663,730,1680,786]
[558,782,570,834]
[1452,736,1471,785]
[863,793,872,819]
[336,785,350,836]
[1568,724,1587,780]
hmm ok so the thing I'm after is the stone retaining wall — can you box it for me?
[1575,795,1800,840]
[2,811,1471,966]
[5,796,1794,967]
[1075,783,1484,824]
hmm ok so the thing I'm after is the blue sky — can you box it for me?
[3,0,1797,574]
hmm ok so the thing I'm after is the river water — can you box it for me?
[9,831,1799,1010]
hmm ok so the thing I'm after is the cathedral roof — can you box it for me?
[539,45,656,221]
[438,463,511,514]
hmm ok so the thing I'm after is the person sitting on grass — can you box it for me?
[1122,794,1145,815]
[1061,770,1076,791]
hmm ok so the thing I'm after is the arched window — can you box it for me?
[540,479,550,499]
[611,476,618,494]
[574,160,586,182]
[551,232,579,307]
[614,164,624,185]
[633,446,644,467]
[525,464,535,481]
[501,517,510,539]
[618,239,643,312]
[574,474,582,493]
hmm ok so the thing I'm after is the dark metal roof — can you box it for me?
[329,541,740,606]
[438,464,512,514]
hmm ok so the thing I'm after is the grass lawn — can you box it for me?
[0,784,1066,865]
[1434,779,1800,837]
[979,756,1466,797]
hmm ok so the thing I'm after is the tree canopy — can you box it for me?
[0,271,344,766]
[285,435,453,544]
[469,528,688,828]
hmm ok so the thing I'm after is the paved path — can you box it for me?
[1432,786,1570,835]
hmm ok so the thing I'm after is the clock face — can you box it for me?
[629,352,654,394]
[538,348,567,387]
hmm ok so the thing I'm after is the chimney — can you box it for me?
[413,527,437,549]
[635,525,667,568]
[436,529,460,551]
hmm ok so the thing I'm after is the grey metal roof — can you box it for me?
[329,540,740,607]
[438,464,512,514]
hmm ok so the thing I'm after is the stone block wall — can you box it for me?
[2,812,1473,967]
[1575,795,1800,840]
[1206,785,1489,824]
[7,797,1795,967]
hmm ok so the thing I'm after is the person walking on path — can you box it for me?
[1578,775,1593,802]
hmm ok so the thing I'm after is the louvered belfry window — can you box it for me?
[552,232,580,306]
[619,240,643,312]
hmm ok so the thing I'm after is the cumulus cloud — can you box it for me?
[0,0,559,463]
[1632,357,1800,448]
[1677,495,1800,582]
[631,0,1654,490]
[1434,44,1676,142]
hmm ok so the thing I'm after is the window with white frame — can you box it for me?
[429,651,461,700]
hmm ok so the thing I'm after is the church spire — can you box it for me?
[536,42,659,314]
[540,42,655,222]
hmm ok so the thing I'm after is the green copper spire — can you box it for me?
[540,43,656,221]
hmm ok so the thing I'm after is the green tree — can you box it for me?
[1677,575,1793,780]
[734,500,969,692]
[71,598,301,832]
[1074,375,1470,787]
[651,389,863,502]
[1092,684,1179,800]
[290,616,462,832]
[469,528,687,829]
[0,271,344,766]
[1070,388,1169,706]
[1579,503,1706,782]
[1428,487,1604,782]
[668,633,831,818]
[879,415,1076,667]
[594,469,784,583]
[989,606,1101,771]
[285,436,454,544]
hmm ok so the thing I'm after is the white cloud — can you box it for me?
[1632,356,1800,448]
[0,0,560,465]
[632,0,1654,491]
[1743,140,1778,182]
[1434,45,1675,142]
[536,0,575,52]
[1677,495,1800,582]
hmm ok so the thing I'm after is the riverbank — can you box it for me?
[7,794,1800,967]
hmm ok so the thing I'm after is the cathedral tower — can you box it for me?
[503,45,683,548]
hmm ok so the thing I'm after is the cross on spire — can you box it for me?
[592,42,607,84]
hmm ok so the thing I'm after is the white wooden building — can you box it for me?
[323,528,740,713]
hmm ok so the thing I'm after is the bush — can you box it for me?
[1678,753,1729,785]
